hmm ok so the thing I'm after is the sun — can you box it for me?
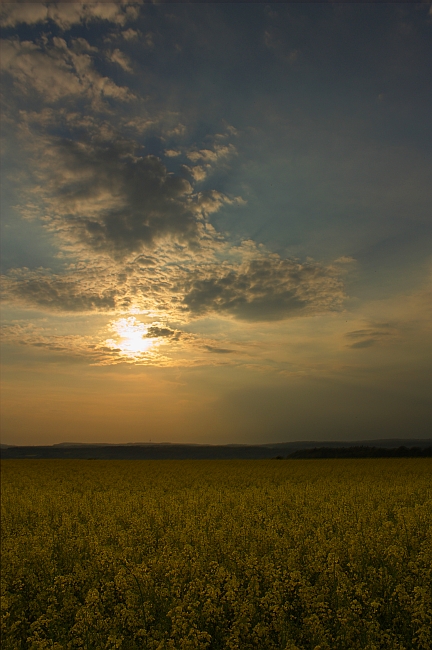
[105,317,156,358]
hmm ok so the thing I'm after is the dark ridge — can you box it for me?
[0,444,278,460]
[283,446,432,459]
[1,440,431,460]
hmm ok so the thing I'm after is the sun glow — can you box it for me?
[105,317,157,358]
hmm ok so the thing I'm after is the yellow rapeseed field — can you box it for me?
[1,459,431,649]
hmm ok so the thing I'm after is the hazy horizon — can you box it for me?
[1,2,431,446]
[2,437,432,449]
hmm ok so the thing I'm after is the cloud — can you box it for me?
[143,32,155,50]
[181,165,210,183]
[0,4,49,28]
[1,318,246,368]
[348,339,377,349]
[178,250,347,322]
[189,166,208,182]
[108,48,133,73]
[1,37,134,105]
[1,323,102,358]
[122,29,140,42]
[1,320,168,366]
[30,135,231,258]
[1,267,122,313]
[204,345,235,354]
[124,114,187,140]
[179,142,238,182]
[2,241,348,326]
[1,18,350,356]
[1,38,83,101]
[263,28,300,65]
[345,323,397,349]
[0,2,139,29]
[146,324,179,339]
[186,143,237,164]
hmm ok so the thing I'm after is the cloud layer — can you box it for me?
[0,2,138,30]
[1,244,348,323]
[0,5,353,367]
[345,324,398,349]
[1,36,134,105]
[180,254,346,321]
[37,136,224,256]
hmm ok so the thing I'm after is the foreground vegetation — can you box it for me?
[1,459,431,649]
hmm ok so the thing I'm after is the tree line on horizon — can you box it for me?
[278,446,432,459]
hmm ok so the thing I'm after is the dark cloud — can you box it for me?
[36,136,228,258]
[1,17,350,329]
[1,269,121,313]
[146,325,178,339]
[133,255,157,267]
[345,324,396,349]
[2,245,348,323]
[180,256,346,322]
[204,345,234,354]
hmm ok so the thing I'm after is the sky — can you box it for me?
[1,1,431,446]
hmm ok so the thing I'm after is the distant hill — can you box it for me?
[51,438,432,449]
[1,439,431,460]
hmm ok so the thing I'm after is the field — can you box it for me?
[1,459,431,649]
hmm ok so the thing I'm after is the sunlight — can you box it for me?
[105,317,156,358]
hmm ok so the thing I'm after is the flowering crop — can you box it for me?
[1,459,431,649]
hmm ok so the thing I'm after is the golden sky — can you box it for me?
[1,2,431,445]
